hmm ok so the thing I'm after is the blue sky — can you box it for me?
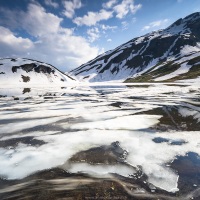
[0,0,199,71]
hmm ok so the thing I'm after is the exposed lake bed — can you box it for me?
[0,83,200,199]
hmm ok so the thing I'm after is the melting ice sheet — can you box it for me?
[0,83,200,194]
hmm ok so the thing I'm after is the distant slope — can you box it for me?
[70,12,200,82]
[125,53,200,83]
[0,58,75,86]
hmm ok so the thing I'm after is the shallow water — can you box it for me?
[0,83,200,199]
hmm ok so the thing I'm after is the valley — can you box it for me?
[0,11,200,200]
[0,83,199,199]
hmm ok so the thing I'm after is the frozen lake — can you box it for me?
[0,83,200,199]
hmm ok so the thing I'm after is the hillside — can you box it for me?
[70,12,200,83]
[0,58,75,86]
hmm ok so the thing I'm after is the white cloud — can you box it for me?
[86,25,117,43]
[121,21,129,30]
[63,0,82,18]
[0,26,33,56]
[151,19,169,27]
[22,4,62,37]
[101,24,117,31]
[132,17,136,23]
[44,0,59,8]
[103,0,118,9]
[107,38,112,42]
[72,0,141,27]
[0,27,100,71]
[113,0,142,19]
[73,9,113,26]
[0,9,20,30]
[142,25,150,31]
[0,4,62,37]
[0,3,101,71]
[31,28,100,69]
[142,19,169,31]
[87,27,100,42]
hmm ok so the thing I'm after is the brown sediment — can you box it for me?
[22,88,31,94]
[69,142,128,165]
[21,75,30,82]
[0,168,182,200]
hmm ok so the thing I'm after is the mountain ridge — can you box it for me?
[70,12,200,83]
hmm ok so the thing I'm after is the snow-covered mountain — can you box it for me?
[0,58,75,86]
[70,12,200,82]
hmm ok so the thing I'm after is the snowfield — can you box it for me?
[0,58,76,86]
[0,82,200,199]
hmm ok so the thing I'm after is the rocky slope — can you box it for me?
[70,12,200,83]
[0,58,75,86]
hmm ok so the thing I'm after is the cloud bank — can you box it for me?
[0,3,99,71]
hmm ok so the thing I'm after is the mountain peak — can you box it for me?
[184,12,200,21]
[165,12,200,34]
[70,13,200,83]
[173,12,200,25]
